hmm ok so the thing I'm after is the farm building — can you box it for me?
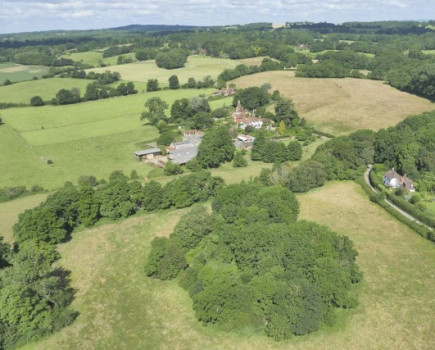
[167,141,199,165]
[383,168,415,192]
[134,148,162,160]
[234,134,255,149]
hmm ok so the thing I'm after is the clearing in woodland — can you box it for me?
[232,71,434,135]
[86,56,241,85]
[19,182,435,350]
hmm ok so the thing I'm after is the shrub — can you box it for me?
[164,162,184,176]
[30,95,44,106]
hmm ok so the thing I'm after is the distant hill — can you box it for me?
[109,24,203,32]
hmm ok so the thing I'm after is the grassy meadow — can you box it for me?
[16,181,435,350]
[0,78,90,104]
[232,71,434,135]
[86,56,242,85]
[0,62,50,84]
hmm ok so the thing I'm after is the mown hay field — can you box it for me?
[232,71,434,135]
[18,181,435,350]
[0,62,50,84]
[87,56,241,85]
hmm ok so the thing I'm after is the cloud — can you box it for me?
[0,0,433,33]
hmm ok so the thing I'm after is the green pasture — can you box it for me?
[86,56,241,84]
[0,88,237,189]
[422,49,435,55]
[0,62,50,84]
[0,78,90,104]
[19,182,435,350]
[60,51,133,67]
[3,88,215,134]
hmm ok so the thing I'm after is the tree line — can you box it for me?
[0,170,223,348]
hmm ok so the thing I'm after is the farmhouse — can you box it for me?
[383,168,415,192]
[212,85,235,97]
[134,148,162,160]
[232,100,272,130]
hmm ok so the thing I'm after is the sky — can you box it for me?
[0,0,434,34]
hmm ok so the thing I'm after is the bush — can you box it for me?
[233,151,248,167]
[77,175,98,187]
[164,162,184,176]
[30,95,44,106]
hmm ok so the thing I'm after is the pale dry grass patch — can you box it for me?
[0,193,48,243]
[232,72,434,135]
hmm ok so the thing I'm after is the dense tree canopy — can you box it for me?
[146,182,360,340]
[197,126,235,168]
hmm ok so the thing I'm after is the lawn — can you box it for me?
[0,62,50,84]
[232,71,434,135]
[19,181,435,350]
[0,78,90,104]
[0,193,48,243]
[86,56,241,84]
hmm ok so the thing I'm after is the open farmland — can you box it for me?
[0,78,90,104]
[20,182,435,350]
[60,51,128,67]
[232,71,434,135]
[86,56,241,85]
[0,88,227,189]
[0,62,50,84]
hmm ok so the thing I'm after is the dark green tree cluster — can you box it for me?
[197,126,235,168]
[145,182,361,340]
[374,111,435,189]
[170,97,213,129]
[103,45,134,58]
[83,81,137,101]
[59,69,121,84]
[30,95,44,106]
[0,185,44,203]
[232,87,270,110]
[53,88,81,105]
[312,129,376,180]
[155,49,189,69]
[0,239,76,349]
[251,133,302,163]
[146,79,160,92]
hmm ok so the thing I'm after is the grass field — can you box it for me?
[0,193,48,243]
[61,51,134,67]
[0,88,237,189]
[0,78,90,104]
[239,56,272,66]
[19,181,435,350]
[232,71,434,135]
[422,49,435,55]
[0,63,50,84]
[86,56,241,85]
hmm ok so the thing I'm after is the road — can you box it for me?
[364,164,433,231]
